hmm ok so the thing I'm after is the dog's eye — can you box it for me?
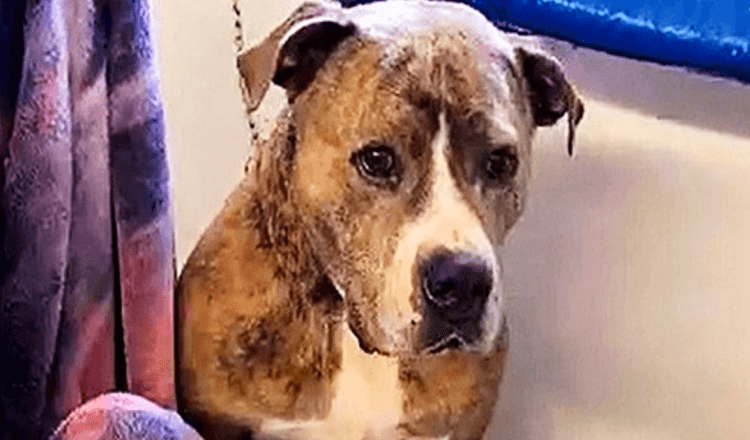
[484,149,519,184]
[352,144,399,185]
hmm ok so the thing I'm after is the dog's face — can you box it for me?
[240,0,583,356]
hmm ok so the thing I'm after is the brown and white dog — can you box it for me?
[176,1,584,439]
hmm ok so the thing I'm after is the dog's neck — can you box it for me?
[248,111,346,360]
[248,113,315,281]
[178,112,347,429]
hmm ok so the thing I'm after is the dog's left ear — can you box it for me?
[237,2,356,112]
[516,47,584,156]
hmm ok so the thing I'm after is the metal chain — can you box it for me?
[231,0,260,169]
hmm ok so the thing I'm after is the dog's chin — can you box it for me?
[349,321,484,357]
[348,321,492,359]
[420,330,497,356]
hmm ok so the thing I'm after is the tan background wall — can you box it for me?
[153,1,750,438]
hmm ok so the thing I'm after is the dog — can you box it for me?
[175,1,584,439]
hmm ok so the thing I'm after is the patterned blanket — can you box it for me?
[0,0,176,438]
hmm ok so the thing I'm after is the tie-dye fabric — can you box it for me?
[49,393,203,440]
[0,0,175,438]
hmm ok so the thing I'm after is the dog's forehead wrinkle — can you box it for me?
[370,43,521,147]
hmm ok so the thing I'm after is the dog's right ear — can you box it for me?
[515,46,584,156]
[237,2,356,112]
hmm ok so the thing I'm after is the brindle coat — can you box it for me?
[176,1,583,439]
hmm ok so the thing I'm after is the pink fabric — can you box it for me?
[117,219,177,409]
[50,393,203,440]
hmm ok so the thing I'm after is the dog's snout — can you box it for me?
[421,252,493,323]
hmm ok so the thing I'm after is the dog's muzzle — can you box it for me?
[419,251,493,353]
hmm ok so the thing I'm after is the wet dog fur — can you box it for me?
[175,1,584,439]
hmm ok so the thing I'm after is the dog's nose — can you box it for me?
[420,251,493,324]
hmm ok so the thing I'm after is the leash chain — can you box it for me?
[231,0,260,168]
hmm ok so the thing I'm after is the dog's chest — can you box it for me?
[257,329,405,440]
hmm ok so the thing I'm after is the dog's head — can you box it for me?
[240,0,583,356]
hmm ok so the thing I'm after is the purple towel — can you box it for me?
[0,0,176,438]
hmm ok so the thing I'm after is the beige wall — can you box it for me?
[154,1,750,438]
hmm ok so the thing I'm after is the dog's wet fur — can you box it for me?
[176,1,583,439]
